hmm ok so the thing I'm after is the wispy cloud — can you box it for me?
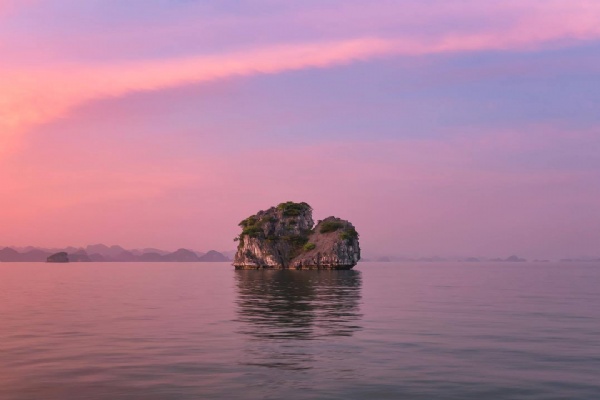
[0,38,394,149]
[2,1,600,143]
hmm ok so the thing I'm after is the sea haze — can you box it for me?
[0,262,599,399]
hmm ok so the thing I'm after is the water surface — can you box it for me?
[0,262,599,399]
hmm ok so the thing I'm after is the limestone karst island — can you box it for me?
[233,201,361,269]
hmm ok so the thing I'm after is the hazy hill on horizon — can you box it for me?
[4,246,599,264]
[0,244,231,263]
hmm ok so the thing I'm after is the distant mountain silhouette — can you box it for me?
[47,252,69,263]
[219,250,236,259]
[0,247,24,261]
[69,250,92,262]
[162,249,201,262]
[0,245,231,262]
[199,250,229,262]
[0,247,49,262]
[21,249,50,261]
[85,244,110,256]
[89,253,106,262]
[139,252,164,262]
[116,250,137,262]
[505,255,527,262]
[86,244,127,259]
[136,248,172,256]
[360,253,533,263]
[136,249,229,262]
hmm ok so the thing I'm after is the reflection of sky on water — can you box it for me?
[234,270,362,371]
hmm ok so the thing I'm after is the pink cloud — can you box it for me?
[0,38,395,152]
[2,0,600,152]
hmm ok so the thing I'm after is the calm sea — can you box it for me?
[0,262,599,399]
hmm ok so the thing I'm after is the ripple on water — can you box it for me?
[0,262,599,399]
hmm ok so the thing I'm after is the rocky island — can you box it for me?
[47,252,69,263]
[233,201,360,269]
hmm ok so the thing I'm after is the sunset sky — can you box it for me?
[1,0,599,258]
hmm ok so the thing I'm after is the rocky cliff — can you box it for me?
[233,202,360,270]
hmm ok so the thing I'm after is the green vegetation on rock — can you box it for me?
[238,215,263,239]
[319,220,344,233]
[239,216,258,228]
[284,235,309,246]
[340,226,359,241]
[303,242,316,251]
[277,201,311,217]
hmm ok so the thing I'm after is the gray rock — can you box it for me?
[233,202,360,270]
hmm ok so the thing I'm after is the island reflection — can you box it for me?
[235,269,363,341]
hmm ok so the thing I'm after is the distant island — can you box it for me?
[233,201,360,270]
[361,255,600,263]
[4,243,595,265]
[0,244,231,263]
[363,255,533,262]
[47,252,69,263]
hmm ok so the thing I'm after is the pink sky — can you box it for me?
[1,1,600,258]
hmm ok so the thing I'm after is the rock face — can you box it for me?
[47,252,69,263]
[233,202,360,270]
